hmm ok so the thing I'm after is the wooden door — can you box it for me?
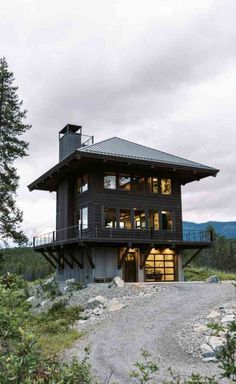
[124,253,137,282]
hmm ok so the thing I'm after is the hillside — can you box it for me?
[183,221,236,239]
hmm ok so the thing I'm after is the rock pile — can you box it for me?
[178,302,236,362]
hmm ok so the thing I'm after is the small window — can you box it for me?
[118,174,131,191]
[119,209,132,229]
[104,173,116,189]
[77,175,88,193]
[161,210,173,230]
[78,207,88,230]
[147,177,158,193]
[132,176,145,192]
[134,209,146,229]
[104,208,116,228]
[148,210,159,230]
[161,179,171,195]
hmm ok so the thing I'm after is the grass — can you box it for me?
[24,301,83,355]
[185,266,236,281]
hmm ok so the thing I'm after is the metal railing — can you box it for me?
[33,225,213,248]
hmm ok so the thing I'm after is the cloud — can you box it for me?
[0,0,236,240]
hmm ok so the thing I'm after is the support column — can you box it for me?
[177,252,185,281]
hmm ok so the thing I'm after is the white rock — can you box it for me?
[108,298,126,312]
[194,324,208,334]
[221,314,235,324]
[200,343,215,359]
[41,299,50,307]
[208,336,226,352]
[26,296,36,303]
[112,276,125,288]
[87,295,107,309]
[207,310,220,320]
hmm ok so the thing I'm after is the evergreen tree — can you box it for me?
[0,57,31,245]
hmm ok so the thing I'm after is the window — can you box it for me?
[147,177,158,193]
[104,208,116,228]
[77,175,88,193]
[104,173,116,189]
[132,176,145,192]
[161,179,171,195]
[79,207,88,230]
[145,250,175,281]
[134,209,146,229]
[118,174,131,191]
[148,210,159,230]
[119,209,132,229]
[161,210,173,230]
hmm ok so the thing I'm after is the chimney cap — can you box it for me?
[59,124,82,135]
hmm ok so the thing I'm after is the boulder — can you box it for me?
[87,295,107,309]
[221,314,235,324]
[194,324,208,334]
[112,276,125,288]
[108,298,126,312]
[200,343,216,362]
[208,336,225,352]
[207,310,221,320]
[206,275,220,283]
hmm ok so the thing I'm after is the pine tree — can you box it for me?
[0,57,31,245]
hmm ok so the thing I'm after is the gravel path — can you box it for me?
[65,282,235,383]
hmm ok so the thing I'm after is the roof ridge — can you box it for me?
[78,136,117,151]
[104,136,214,170]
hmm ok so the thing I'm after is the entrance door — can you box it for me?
[124,252,137,282]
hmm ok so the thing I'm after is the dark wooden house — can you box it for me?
[28,124,219,283]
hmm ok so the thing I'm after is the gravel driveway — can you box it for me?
[65,282,235,383]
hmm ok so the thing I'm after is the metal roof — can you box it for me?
[78,136,217,171]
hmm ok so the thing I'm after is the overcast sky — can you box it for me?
[1,0,236,241]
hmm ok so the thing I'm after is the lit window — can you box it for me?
[161,179,171,195]
[79,207,88,230]
[145,251,175,281]
[104,173,116,189]
[134,209,146,229]
[118,174,131,191]
[132,176,145,192]
[77,175,88,193]
[148,210,159,230]
[147,177,158,193]
[104,208,116,228]
[161,211,173,230]
[119,209,132,229]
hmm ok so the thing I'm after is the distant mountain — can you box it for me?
[183,221,236,239]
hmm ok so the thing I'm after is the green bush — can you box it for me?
[184,266,236,281]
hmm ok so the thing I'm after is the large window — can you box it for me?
[118,174,131,191]
[132,176,145,192]
[77,175,88,193]
[119,209,132,229]
[104,208,116,228]
[147,177,158,193]
[145,250,175,281]
[161,179,171,195]
[161,210,173,230]
[134,209,146,229]
[78,207,88,230]
[104,173,116,189]
[148,210,159,230]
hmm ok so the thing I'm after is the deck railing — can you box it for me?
[33,225,213,248]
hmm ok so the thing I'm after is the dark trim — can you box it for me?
[140,245,154,269]
[48,250,64,269]
[84,246,95,269]
[41,251,57,269]
[118,247,129,269]
[68,248,83,269]
[57,249,73,269]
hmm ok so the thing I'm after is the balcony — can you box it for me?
[33,225,213,249]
